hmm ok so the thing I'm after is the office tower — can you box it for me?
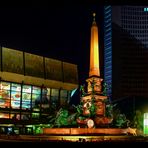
[104,6,148,108]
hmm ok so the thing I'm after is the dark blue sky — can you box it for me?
[0,4,104,84]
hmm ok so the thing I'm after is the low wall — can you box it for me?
[42,128,130,135]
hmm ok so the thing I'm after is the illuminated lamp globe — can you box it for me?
[87,119,94,128]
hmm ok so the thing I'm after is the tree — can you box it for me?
[133,110,143,130]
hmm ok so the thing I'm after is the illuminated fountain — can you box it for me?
[42,13,138,137]
[76,13,113,128]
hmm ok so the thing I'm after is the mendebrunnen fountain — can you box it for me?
[42,13,138,139]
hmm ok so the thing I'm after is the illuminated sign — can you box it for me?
[144,8,148,12]
[144,113,148,134]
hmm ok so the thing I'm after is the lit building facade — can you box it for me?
[104,6,148,103]
[0,46,78,134]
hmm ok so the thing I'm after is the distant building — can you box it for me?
[0,46,78,134]
[103,6,148,118]
[104,6,148,102]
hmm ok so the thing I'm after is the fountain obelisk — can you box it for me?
[80,13,110,126]
[89,13,100,77]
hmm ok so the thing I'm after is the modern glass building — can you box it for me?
[104,6,148,105]
[0,46,78,134]
[104,6,112,100]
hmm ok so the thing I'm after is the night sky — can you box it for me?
[0,4,104,84]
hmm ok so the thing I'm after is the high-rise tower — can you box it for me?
[103,6,148,116]
[104,6,148,102]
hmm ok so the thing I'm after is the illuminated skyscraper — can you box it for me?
[104,6,148,103]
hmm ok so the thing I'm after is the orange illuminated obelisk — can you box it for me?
[86,13,103,95]
[89,13,100,77]
[80,13,112,127]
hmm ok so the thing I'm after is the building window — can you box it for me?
[41,87,50,111]
[22,85,31,110]
[60,90,68,106]
[11,83,21,109]
[144,8,148,12]
[0,81,11,108]
[32,86,41,109]
[51,88,59,109]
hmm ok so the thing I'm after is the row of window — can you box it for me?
[121,11,147,16]
[104,8,111,15]
[104,13,111,19]
[122,16,148,20]
[122,19,148,22]
[123,25,148,29]
[122,6,147,11]
[0,81,71,110]
[104,6,111,11]
[144,8,148,12]
[136,38,148,42]
[120,40,145,46]
[127,30,148,34]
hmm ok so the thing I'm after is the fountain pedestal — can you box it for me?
[79,76,112,127]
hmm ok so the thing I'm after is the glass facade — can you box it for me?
[104,5,112,99]
[121,6,148,48]
[104,6,148,100]
[0,80,71,121]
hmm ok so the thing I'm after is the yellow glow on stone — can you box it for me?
[89,15,100,77]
